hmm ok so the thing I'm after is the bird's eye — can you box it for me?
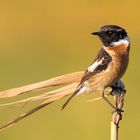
[108,31,113,34]
[106,30,114,37]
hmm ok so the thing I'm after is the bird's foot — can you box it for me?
[109,86,126,96]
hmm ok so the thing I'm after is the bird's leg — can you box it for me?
[101,91,123,112]
[101,91,116,109]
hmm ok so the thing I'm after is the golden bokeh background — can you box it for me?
[0,0,139,139]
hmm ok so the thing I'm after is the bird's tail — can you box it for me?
[61,85,81,110]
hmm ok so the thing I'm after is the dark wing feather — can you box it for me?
[80,48,112,83]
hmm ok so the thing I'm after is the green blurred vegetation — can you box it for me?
[0,0,139,140]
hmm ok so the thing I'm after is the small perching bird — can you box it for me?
[62,25,130,110]
[0,25,130,130]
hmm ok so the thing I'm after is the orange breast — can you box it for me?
[105,43,129,84]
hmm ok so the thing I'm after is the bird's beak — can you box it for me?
[91,31,101,36]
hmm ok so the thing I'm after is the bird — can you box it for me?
[0,25,129,130]
[62,25,130,110]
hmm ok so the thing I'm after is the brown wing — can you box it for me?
[62,48,112,110]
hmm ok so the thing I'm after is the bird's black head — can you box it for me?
[92,25,128,47]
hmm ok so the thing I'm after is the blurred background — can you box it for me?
[0,0,139,139]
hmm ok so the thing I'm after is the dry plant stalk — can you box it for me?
[0,72,84,130]
[111,82,126,140]
[0,71,84,99]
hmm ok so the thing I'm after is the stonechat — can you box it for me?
[62,25,130,110]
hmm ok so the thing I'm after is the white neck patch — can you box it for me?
[103,36,130,55]
[111,37,130,47]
